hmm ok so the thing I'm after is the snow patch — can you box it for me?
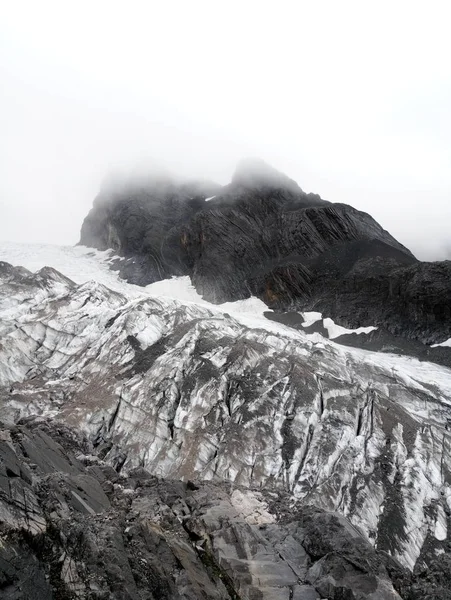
[431,338,451,348]
[135,320,164,350]
[220,296,270,317]
[323,317,378,340]
[145,276,206,305]
[301,312,323,327]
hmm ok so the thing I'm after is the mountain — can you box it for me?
[80,160,451,345]
[1,247,451,598]
[1,160,451,599]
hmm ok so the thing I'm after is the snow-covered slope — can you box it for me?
[0,241,379,339]
[0,241,271,317]
[1,242,451,572]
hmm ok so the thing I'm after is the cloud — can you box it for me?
[0,0,450,259]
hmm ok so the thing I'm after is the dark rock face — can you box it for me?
[183,200,410,303]
[80,176,220,285]
[3,418,448,599]
[296,253,451,345]
[329,325,451,369]
[79,159,451,344]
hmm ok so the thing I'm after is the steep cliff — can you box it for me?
[79,159,451,344]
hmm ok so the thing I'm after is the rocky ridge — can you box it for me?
[80,159,451,345]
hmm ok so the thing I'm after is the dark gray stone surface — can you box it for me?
[79,159,451,344]
[1,419,450,599]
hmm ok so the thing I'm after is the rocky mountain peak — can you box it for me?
[78,159,451,345]
[231,157,303,192]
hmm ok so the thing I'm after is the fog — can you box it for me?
[1,1,451,259]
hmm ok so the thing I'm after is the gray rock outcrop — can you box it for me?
[3,417,439,599]
[79,159,451,344]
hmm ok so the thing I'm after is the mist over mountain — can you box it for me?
[2,3,451,258]
[80,159,451,347]
[2,2,451,598]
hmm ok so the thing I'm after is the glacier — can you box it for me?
[1,241,451,577]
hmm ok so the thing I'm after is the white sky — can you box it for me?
[1,0,450,259]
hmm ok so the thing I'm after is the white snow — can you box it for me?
[134,317,165,350]
[0,242,143,298]
[0,241,272,324]
[431,337,451,348]
[0,242,378,342]
[2,240,451,571]
[322,317,378,340]
[301,311,323,327]
[301,312,377,340]
[145,276,206,304]
[205,196,216,202]
[0,241,447,392]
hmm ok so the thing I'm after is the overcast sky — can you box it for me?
[1,1,450,259]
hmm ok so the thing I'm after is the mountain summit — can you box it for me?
[80,159,451,344]
[231,157,303,192]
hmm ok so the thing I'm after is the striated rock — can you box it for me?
[0,418,417,599]
[1,261,451,580]
[80,176,220,285]
[79,159,451,344]
[296,250,451,345]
